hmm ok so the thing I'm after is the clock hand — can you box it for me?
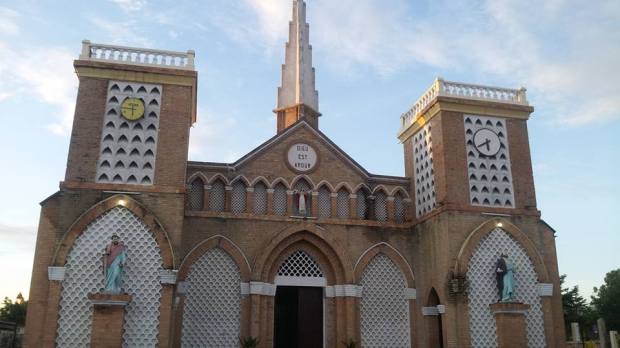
[477,138,491,150]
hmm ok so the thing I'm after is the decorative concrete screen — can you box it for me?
[188,178,204,211]
[356,189,368,219]
[413,123,436,218]
[278,250,324,278]
[360,254,411,347]
[96,81,161,185]
[336,189,350,218]
[467,228,546,347]
[56,207,163,347]
[464,115,515,208]
[253,182,268,214]
[209,180,226,212]
[273,183,288,216]
[231,181,247,213]
[374,191,388,222]
[181,248,242,347]
[318,186,332,218]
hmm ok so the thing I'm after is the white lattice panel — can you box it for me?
[181,248,241,347]
[413,123,436,217]
[96,81,161,185]
[464,115,515,208]
[188,178,204,211]
[374,192,388,221]
[278,250,323,278]
[231,181,246,214]
[336,189,350,218]
[467,228,546,347]
[360,254,411,347]
[356,190,369,219]
[209,180,226,212]
[394,193,406,223]
[273,183,288,216]
[318,186,331,218]
[56,207,162,347]
[253,183,267,214]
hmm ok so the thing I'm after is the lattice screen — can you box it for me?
[394,193,406,223]
[467,228,546,347]
[413,123,436,217]
[181,248,241,347]
[273,183,288,216]
[253,182,267,214]
[356,189,369,219]
[209,180,226,212]
[318,186,331,218]
[96,81,160,185]
[277,250,324,278]
[231,181,246,214]
[188,178,204,211]
[374,191,388,222]
[336,189,350,218]
[56,207,162,347]
[360,254,411,347]
[464,115,515,208]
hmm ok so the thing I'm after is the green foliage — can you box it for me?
[341,338,357,348]
[0,293,27,326]
[239,336,260,348]
[591,269,620,331]
[560,275,596,339]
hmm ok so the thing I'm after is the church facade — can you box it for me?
[24,1,566,347]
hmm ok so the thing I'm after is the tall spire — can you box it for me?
[275,0,320,133]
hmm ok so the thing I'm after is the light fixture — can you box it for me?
[496,222,503,228]
[118,199,126,206]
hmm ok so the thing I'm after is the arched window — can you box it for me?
[231,180,247,214]
[356,188,370,219]
[317,185,332,218]
[188,178,204,211]
[273,183,288,216]
[374,190,388,222]
[394,191,406,223]
[253,182,268,215]
[209,179,226,212]
[336,188,350,219]
[293,179,312,216]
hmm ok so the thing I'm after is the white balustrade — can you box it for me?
[79,39,195,70]
[399,78,528,134]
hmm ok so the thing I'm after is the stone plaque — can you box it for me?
[287,143,318,172]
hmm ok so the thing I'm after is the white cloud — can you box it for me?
[0,42,77,135]
[89,17,153,48]
[188,105,240,161]
[107,0,147,13]
[0,6,19,35]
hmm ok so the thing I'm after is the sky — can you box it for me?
[0,0,618,302]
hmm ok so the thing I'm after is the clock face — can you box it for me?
[473,128,501,156]
[120,97,145,121]
[287,143,318,172]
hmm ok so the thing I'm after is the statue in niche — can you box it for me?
[495,253,515,302]
[296,189,308,216]
[103,234,127,294]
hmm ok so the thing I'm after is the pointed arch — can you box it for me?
[52,194,174,268]
[187,171,208,184]
[270,177,291,189]
[352,183,371,193]
[389,186,410,199]
[207,173,229,185]
[315,180,335,192]
[334,182,353,193]
[371,184,389,195]
[177,235,251,282]
[291,174,316,190]
[250,176,270,187]
[454,218,549,281]
[229,174,251,186]
[354,242,415,287]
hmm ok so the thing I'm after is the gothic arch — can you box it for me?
[177,235,251,282]
[354,242,415,288]
[371,185,389,196]
[52,194,174,268]
[315,179,335,192]
[389,186,410,199]
[229,175,251,186]
[254,224,352,285]
[270,177,291,189]
[333,182,353,193]
[290,174,317,190]
[207,173,229,185]
[250,176,270,187]
[352,183,371,193]
[186,171,208,185]
[454,218,549,282]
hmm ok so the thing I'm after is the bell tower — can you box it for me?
[275,0,320,133]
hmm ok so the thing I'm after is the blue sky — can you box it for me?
[0,0,618,301]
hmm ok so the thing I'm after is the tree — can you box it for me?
[561,275,596,339]
[591,269,620,331]
[0,293,28,326]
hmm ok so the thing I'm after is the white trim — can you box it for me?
[158,269,178,284]
[537,283,553,297]
[240,282,250,295]
[422,306,439,316]
[354,242,415,284]
[179,234,252,277]
[437,304,446,314]
[250,281,277,296]
[404,288,417,300]
[48,266,66,281]
[90,299,131,306]
[275,276,326,287]
[491,308,529,315]
[325,284,362,298]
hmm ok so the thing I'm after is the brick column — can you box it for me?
[203,184,211,211]
[311,191,319,217]
[225,186,233,212]
[266,189,274,214]
[490,302,530,348]
[387,196,395,221]
[88,293,132,348]
[403,198,413,222]
[287,190,294,215]
[349,194,358,219]
[330,193,338,218]
[246,187,254,213]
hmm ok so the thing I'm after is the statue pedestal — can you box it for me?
[88,293,132,348]
[489,302,530,348]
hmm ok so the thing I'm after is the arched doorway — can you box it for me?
[273,250,325,348]
[426,288,444,348]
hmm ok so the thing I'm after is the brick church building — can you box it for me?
[24,1,565,347]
